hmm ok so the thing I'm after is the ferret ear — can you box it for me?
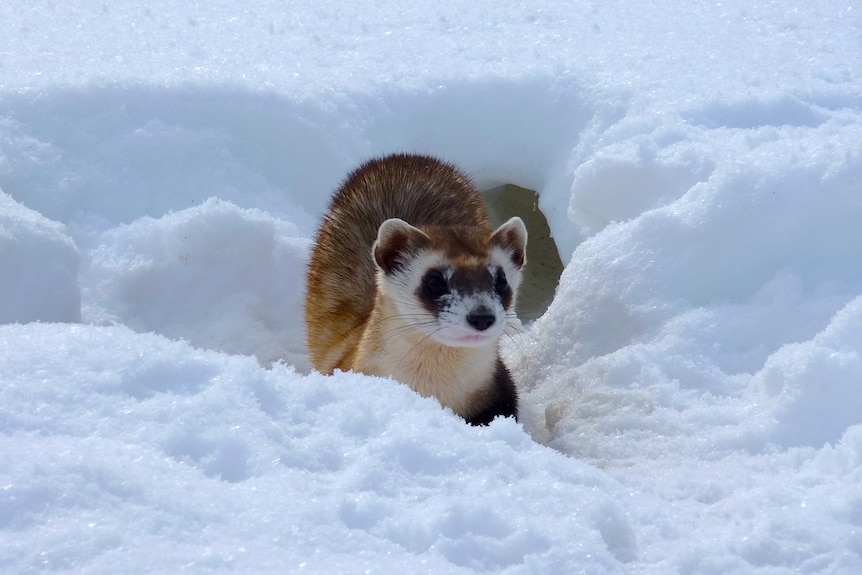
[373,218,430,274]
[490,216,527,269]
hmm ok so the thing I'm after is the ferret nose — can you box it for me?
[467,309,496,331]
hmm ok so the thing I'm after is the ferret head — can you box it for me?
[372,217,527,348]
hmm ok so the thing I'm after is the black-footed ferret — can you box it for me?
[305,154,527,425]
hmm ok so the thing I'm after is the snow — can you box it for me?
[1,1,861,573]
[0,193,80,324]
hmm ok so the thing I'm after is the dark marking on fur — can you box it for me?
[464,358,519,425]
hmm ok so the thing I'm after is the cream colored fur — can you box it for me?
[352,293,499,415]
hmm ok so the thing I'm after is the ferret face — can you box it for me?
[373,217,527,348]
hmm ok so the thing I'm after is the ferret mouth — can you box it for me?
[424,315,505,348]
[456,333,494,345]
[435,327,500,347]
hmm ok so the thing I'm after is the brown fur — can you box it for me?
[305,154,489,373]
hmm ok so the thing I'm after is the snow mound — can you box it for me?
[1,323,634,573]
[0,190,80,323]
[756,296,862,449]
[82,198,310,367]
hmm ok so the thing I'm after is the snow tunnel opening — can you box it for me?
[482,184,564,323]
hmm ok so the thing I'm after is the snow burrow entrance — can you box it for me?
[483,184,564,323]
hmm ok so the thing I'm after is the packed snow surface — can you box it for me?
[2,1,862,573]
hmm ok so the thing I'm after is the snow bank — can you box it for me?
[0,190,80,323]
[518,103,862,453]
[756,296,862,450]
[83,198,311,367]
[1,323,634,573]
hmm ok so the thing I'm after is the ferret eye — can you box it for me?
[423,271,449,298]
[494,269,509,295]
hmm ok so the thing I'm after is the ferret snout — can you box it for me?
[466,306,496,331]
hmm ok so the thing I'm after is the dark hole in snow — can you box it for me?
[482,184,564,323]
